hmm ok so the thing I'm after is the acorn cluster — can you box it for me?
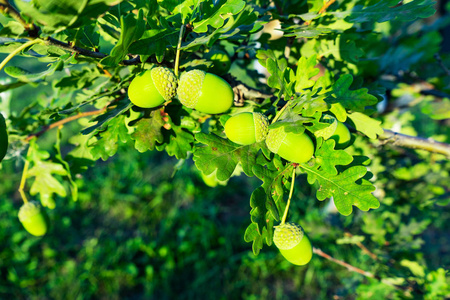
[127,65,351,165]
[224,113,352,164]
[223,110,315,165]
[128,67,234,114]
[224,111,317,164]
[127,59,353,267]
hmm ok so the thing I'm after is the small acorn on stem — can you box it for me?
[128,66,178,108]
[224,112,269,145]
[314,115,351,149]
[266,126,315,163]
[330,121,351,149]
[177,69,234,114]
[273,222,313,265]
[18,201,48,237]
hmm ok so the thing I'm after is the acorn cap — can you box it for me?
[151,67,178,101]
[253,113,269,142]
[177,69,206,108]
[18,201,42,222]
[266,126,287,154]
[273,222,305,250]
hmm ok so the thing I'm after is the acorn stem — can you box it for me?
[174,24,186,78]
[18,146,32,204]
[281,167,296,225]
[271,102,289,124]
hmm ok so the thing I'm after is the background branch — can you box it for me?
[228,77,274,106]
[0,0,34,31]
[304,0,337,25]
[313,247,375,278]
[0,0,144,65]
[313,247,411,292]
[44,37,107,59]
[344,232,378,260]
[25,108,106,141]
[379,129,450,157]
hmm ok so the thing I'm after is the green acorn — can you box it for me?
[177,69,234,114]
[200,170,228,187]
[266,126,315,163]
[330,121,351,149]
[273,222,313,266]
[224,112,269,145]
[128,67,178,108]
[313,115,351,149]
[18,201,48,237]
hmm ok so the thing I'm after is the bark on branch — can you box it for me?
[313,247,412,292]
[25,108,106,141]
[0,0,143,65]
[379,129,450,157]
[313,247,375,278]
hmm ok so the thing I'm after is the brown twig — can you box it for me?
[313,247,412,292]
[379,129,450,157]
[0,0,33,30]
[0,0,144,65]
[344,232,378,260]
[45,37,146,65]
[313,247,375,278]
[0,0,39,36]
[44,37,144,64]
[304,0,337,25]
[25,108,106,141]
[226,75,275,106]
[44,37,107,59]
[318,0,338,14]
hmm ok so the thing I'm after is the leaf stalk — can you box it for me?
[0,39,44,73]
[18,146,32,204]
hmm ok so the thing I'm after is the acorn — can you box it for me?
[314,115,351,149]
[18,201,48,237]
[200,170,228,187]
[273,222,313,265]
[266,126,315,163]
[224,112,269,145]
[330,121,351,149]
[128,67,178,108]
[177,69,234,114]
